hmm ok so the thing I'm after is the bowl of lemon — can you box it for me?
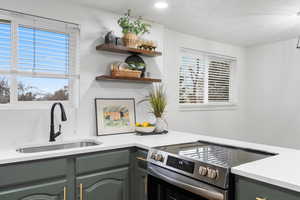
[135,122,155,133]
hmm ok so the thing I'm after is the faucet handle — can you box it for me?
[58,124,62,132]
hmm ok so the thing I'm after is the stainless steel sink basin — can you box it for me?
[16,140,101,153]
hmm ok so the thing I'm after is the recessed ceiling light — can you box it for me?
[154,1,168,9]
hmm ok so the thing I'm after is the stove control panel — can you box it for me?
[166,156,195,174]
[198,166,219,179]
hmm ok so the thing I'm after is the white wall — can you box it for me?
[0,0,164,150]
[243,38,300,149]
[0,0,249,150]
[164,29,248,141]
[2,0,298,150]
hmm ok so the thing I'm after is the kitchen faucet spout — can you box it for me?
[49,102,67,142]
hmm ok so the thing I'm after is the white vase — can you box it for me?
[155,117,166,133]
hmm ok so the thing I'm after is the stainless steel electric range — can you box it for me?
[147,141,275,200]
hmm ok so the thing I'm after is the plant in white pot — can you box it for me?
[140,84,167,133]
[117,9,151,48]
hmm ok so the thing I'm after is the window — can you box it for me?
[0,11,79,107]
[179,48,236,109]
[0,21,11,104]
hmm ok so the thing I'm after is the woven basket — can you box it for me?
[123,33,138,48]
[111,70,142,78]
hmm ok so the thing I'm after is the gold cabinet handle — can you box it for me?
[63,187,67,200]
[80,183,83,200]
[136,157,147,161]
[256,198,267,200]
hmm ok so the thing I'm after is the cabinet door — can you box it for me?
[0,180,66,200]
[133,168,147,200]
[76,167,129,200]
[235,176,300,200]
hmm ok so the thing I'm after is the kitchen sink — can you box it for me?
[16,140,101,153]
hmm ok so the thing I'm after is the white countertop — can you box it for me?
[0,130,299,193]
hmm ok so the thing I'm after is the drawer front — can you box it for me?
[76,149,130,175]
[0,158,67,187]
[135,149,148,170]
[235,176,300,200]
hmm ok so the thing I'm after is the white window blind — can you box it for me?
[179,48,236,107]
[18,26,70,74]
[0,21,11,104]
[0,10,80,107]
[208,56,231,102]
[179,52,205,104]
[0,21,11,70]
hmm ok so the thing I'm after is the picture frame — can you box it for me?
[95,98,136,136]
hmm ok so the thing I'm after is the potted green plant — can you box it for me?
[140,84,167,133]
[117,9,151,48]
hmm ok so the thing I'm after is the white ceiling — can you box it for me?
[69,0,300,47]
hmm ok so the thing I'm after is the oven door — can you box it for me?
[147,164,228,200]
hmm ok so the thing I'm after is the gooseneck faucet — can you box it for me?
[49,102,67,142]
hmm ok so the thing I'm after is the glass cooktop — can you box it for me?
[157,141,276,168]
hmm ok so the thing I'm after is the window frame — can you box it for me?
[0,12,80,109]
[178,48,238,111]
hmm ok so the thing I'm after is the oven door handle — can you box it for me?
[148,165,225,200]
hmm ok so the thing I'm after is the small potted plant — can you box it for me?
[140,84,167,133]
[118,9,151,48]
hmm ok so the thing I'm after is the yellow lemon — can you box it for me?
[142,122,150,127]
[136,122,141,127]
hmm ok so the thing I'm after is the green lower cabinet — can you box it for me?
[0,180,66,200]
[5,149,300,200]
[132,168,147,200]
[76,167,129,200]
[0,148,147,200]
[131,148,148,200]
[235,176,300,200]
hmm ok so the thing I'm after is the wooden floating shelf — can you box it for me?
[95,75,161,83]
[96,44,162,57]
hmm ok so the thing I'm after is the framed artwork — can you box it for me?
[95,98,136,136]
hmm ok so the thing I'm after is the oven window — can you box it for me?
[148,175,210,200]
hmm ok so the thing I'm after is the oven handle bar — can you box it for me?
[148,165,225,200]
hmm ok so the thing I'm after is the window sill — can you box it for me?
[178,103,238,111]
[0,101,74,110]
